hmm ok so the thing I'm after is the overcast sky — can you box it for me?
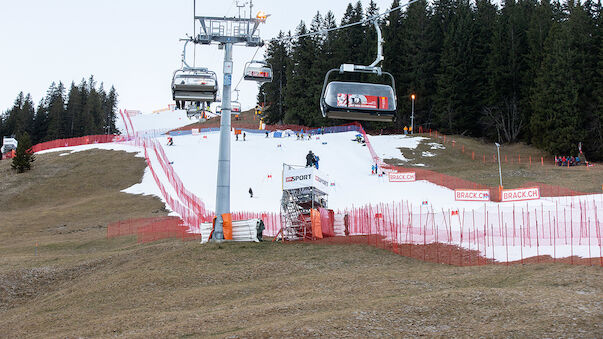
[0,0,399,114]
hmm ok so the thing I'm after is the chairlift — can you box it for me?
[232,101,241,113]
[243,60,273,83]
[172,68,218,103]
[320,20,397,123]
[171,38,219,108]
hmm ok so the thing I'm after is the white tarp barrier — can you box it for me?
[282,166,330,193]
[333,214,346,236]
[197,218,262,243]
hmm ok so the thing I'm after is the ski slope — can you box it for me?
[36,108,602,262]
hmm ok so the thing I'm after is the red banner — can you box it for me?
[337,94,388,109]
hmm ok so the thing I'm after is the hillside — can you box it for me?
[0,150,602,337]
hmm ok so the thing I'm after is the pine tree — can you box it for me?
[11,132,35,173]
[4,92,25,137]
[397,0,434,128]
[434,0,480,135]
[46,82,66,140]
[32,99,48,144]
[530,21,584,154]
[284,21,320,125]
[65,82,82,138]
[106,86,119,134]
[260,31,291,124]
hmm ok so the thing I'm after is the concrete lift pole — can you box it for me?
[195,4,265,240]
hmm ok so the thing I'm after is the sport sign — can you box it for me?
[501,187,540,202]
[388,172,416,182]
[282,166,330,193]
[454,189,490,201]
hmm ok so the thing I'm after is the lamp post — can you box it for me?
[495,142,503,199]
[410,93,416,135]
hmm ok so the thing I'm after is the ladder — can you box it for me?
[279,190,312,241]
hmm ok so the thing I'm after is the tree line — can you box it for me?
[259,0,602,160]
[0,76,119,146]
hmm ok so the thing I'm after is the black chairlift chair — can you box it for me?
[320,64,397,122]
[243,60,273,83]
[171,68,219,104]
[320,19,397,123]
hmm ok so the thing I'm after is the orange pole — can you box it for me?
[472,151,475,160]
[518,154,521,163]
[462,145,465,153]
[505,154,507,163]
[541,157,543,166]
[529,156,532,166]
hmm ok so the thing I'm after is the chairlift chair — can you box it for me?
[243,60,273,83]
[171,67,219,104]
[319,19,397,123]
[320,65,397,122]
[232,101,241,113]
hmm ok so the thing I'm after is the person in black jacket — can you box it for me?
[306,151,314,167]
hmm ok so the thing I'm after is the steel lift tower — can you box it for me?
[195,2,266,240]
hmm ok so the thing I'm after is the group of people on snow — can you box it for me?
[306,150,320,169]
[555,155,582,166]
[235,132,246,141]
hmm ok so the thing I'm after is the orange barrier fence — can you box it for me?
[107,216,202,243]
[32,134,121,153]
[330,199,603,266]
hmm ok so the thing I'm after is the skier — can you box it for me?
[306,151,314,167]
[249,187,253,198]
[167,136,174,146]
[236,134,239,141]
[371,164,376,174]
[265,131,269,138]
[243,132,246,141]
[314,154,320,169]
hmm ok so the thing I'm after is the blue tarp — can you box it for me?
[273,132,283,138]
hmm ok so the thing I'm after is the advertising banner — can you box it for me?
[501,187,540,202]
[337,94,388,109]
[454,189,490,201]
[388,172,416,182]
[283,166,330,193]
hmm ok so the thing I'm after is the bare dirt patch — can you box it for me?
[385,134,603,193]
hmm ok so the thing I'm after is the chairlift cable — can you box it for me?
[193,0,196,67]
[272,0,420,42]
[233,45,262,91]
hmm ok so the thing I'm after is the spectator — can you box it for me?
[306,151,314,167]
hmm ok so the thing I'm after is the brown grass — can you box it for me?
[0,149,602,338]
[386,133,603,193]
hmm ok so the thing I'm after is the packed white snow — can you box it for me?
[37,109,603,262]
[369,135,428,161]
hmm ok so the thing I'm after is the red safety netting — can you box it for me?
[31,134,121,153]
[107,216,184,238]
[326,199,603,266]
